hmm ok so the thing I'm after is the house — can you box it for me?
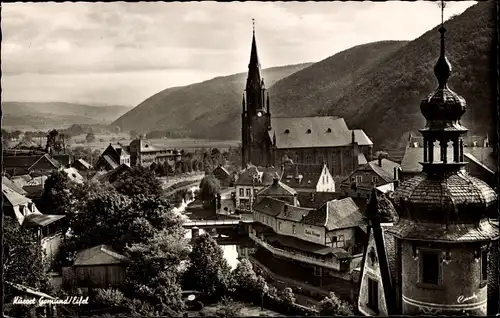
[4,154,61,177]
[234,165,281,211]
[212,165,232,187]
[340,158,400,199]
[63,245,129,289]
[256,177,298,206]
[280,163,336,193]
[53,154,72,167]
[72,158,92,172]
[249,196,366,302]
[22,175,49,199]
[2,180,65,264]
[128,138,181,167]
[400,135,496,186]
[94,144,131,171]
[93,164,131,185]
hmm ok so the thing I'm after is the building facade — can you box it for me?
[240,28,373,179]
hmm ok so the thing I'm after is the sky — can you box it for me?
[2,1,477,107]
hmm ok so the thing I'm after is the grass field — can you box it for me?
[69,133,240,152]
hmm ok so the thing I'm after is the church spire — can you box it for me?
[245,19,265,115]
[434,0,451,89]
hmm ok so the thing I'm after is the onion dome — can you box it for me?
[420,27,467,132]
[391,170,498,242]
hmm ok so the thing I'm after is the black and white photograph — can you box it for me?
[1,1,498,317]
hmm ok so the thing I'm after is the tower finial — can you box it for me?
[434,0,451,88]
[252,18,255,35]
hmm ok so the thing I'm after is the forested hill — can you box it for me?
[268,1,496,151]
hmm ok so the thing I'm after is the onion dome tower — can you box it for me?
[388,3,498,315]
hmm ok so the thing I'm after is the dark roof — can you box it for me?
[102,155,119,170]
[304,197,364,230]
[95,164,131,184]
[22,213,65,228]
[394,170,496,224]
[257,180,297,197]
[296,192,342,209]
[388,218,498,242]
[235,166,281,186]
[269,116,372,149]
[276,204,314,222]
[75,158,91,170]
[281,164,327,189]
[4,155,44,169]
[254,197,288,217]
[110,143,129,156]
[267,234,351,258]
[74,244,128,266]
[401,145,496,173]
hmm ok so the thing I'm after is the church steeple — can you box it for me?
[245,19,265,116]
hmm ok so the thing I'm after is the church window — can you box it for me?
[367,278,379,312]
[481,248,488,283]
[420,249,442,286]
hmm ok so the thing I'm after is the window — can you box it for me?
[246,189,251,197]
[305,154,312,165]
[420,250,441,285]
[239,188,244,197]
[372,176,379,183]
[356,176,363,183]
[292,224,296,234]
[337,235,345,248]
[367,278,379,312]
[278,222,282,231]
[266,217,269,224]
[481,248,488,283]
[351,177,355,182]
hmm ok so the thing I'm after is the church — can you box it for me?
[240,26,373,179]
[356,16,499,316]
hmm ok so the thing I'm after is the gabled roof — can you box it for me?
[110,143,130,156]
[253,197,287,217]
[344,158,400,184]
[213,165,230,177]
[95,163,131,184]
[75,158,91,170]
[74,244,129,266]
[281,164,327,189]
[102,155,119,170]
[257,180,297,197]
[268,234,350,258]
[269,116,372,149]
[22,213,65,228]
[2,177,28,195]
[304,197,364,231]
[276,204,314,222]
[235,166,281,186]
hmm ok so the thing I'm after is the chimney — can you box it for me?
[393,167,398,181]
[378,157,382,167]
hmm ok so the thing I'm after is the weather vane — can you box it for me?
[438,0,446,27]
[252,18,255,34]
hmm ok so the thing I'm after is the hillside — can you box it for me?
[114,1,495,153]
[2,102,132,130]
[269,0,496,151]
[112,63,313,136]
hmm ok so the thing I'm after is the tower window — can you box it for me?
[327,128,332,133]
[284,129,290,134]
[306,129,312,133]
[367,278,379,312]
[481,248,488,283]
[419,249,442,286]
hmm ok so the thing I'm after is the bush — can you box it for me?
[318,292,354,316]
[95,288,125,308]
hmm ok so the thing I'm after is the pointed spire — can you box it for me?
[366,187,380,220]
[249,19,260,70]
[434,0,451,88]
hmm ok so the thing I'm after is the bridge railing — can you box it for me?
[183,219,242,227]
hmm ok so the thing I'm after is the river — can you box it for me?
[176,186,240,270]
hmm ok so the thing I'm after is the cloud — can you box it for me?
[1,1,478,105]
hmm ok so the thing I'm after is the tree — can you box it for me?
[114,166,163,198]
[86,132,96,143]
[24,131,34,142]
[199,174,221,206]
[124,229,189,316]
[183,233,233,301]
[215,297,243,317]
[318,292,354,316]
[4,216,53,318]
[40,170,74,222]
[231,258,258,293]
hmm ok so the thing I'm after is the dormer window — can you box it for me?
[306,129,312,134]
[284,129,290,134]
[413,142,419,148]
[326,128,332,133]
